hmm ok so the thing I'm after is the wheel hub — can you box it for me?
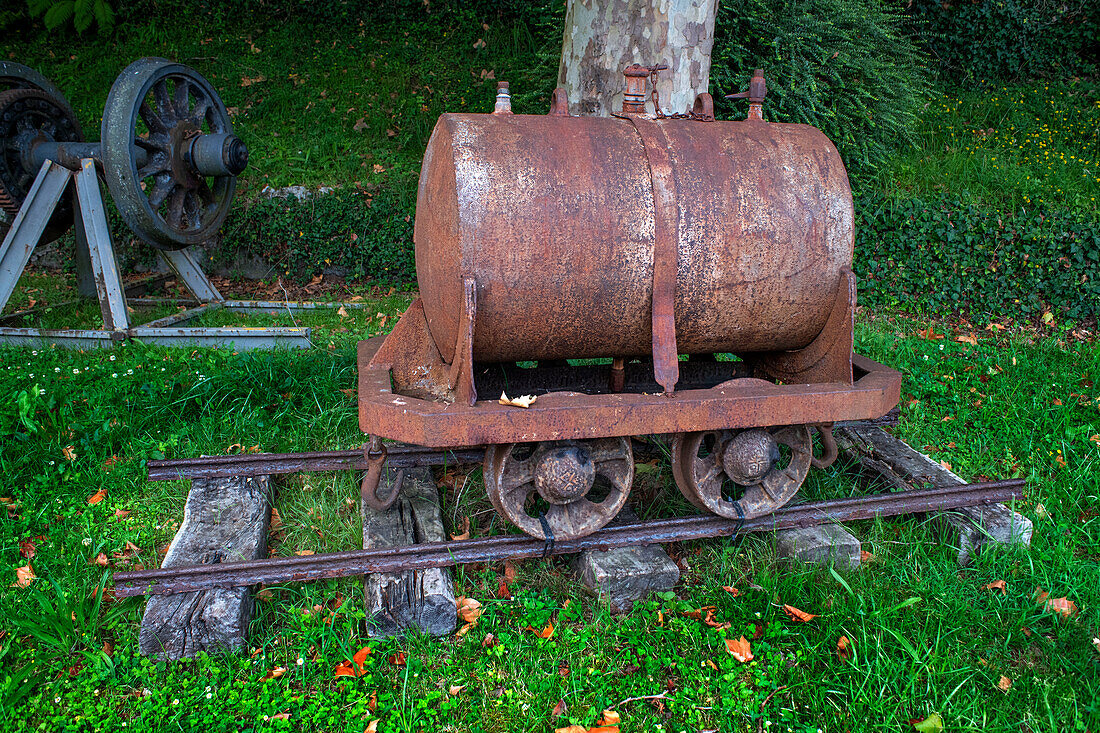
[722,429,779,485]
[534,445,596,504]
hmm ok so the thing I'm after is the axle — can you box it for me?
[22,131,247,177]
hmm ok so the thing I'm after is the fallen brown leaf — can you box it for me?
[551,699,567,718]
[836,635,852,661]
[87,489,107,505]
[14,564,34,587]
[1044,596,1078,618]
[18,538,36,559]
[294,550,315,556]
[387,651,407,666]
[448,684,465,695]
[62,445,76,462]
[554,727,585,733]
[782,604,818,622]
[981,579,1007,594]
[498,392,537,408]
[721,585,740,596]
[497,577,511,599]
[997,675,1012,692]
[450,516,471,541]
[271,712,290,721]
[364,720,379,733]
[352,645,373,673]
[860,550,874,563]
[113,508,130,520]
[725,636,753,662]
[526,622,554,638]
[457,596,484,625]
[91,552,108,567]
[260,666,287,681]
[481,633,497,648]
[955,334,978,345]
[597,709,621,726]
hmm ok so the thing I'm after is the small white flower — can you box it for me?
[263,715,269,722]
[112,373,118,378]
[32,350,37,355]
[54,697,60,703]
[54,367,60,372]
[172,699,179,706]
[205,686,211,692]
[296,657,304,666]
[205,693,212,699]
[923,355,929,360]
[110,355,116,361]
[127,369,133,375]
[72,368,79,374]
[82,538,92,546]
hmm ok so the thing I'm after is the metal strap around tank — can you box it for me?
[626,116,679,394]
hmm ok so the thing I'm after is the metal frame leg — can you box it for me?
[74,159,129,330]
[158,247,223,302]
[0,161,71,313]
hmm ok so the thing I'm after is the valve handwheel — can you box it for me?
[101,57,246,251]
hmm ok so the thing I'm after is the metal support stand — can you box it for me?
[0,160,359,349]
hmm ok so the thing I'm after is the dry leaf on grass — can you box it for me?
[596,710,620,726]
[997,675,1012,692]
[113,508,130,520]
[554,726,586,733]
[721,585,740,596]
[87,489,107,505]
[782,604,818,622]
[860,550,874,563]
[62,445,76,461]
[725,636,753,662]
[836,635,852,661]
[18,538,36,559]
[364,719,379,733]
[294,550,315,556]
[981,579,1007,594]
[14,565,34,587]
[526,622,554,638]
[91,553,108,567]
[1044,597,1078,618]
[551,699,567,718]
[499,392,537,408]
[448,684,465,695]
[456,596,484,624]
[450,516,471,541]
[387,651,407,666]
[260,666,287,681]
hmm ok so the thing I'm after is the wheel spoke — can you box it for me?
[195,179,215,206]
[138,101,168,134]
[189,97,211,127]
[166,187,185,229]
[172,78,191,120]
[137,156,168,179]
[147,177,173,210]
[153,80,174,123]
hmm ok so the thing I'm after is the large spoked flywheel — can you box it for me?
[101,57,245,251]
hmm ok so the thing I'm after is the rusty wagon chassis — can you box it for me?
[115,339,1024,597]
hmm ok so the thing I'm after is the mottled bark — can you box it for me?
[558,0,717,117]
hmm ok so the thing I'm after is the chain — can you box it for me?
[647,65,710,121]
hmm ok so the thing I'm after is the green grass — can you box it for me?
[870,80,1100,213]
[1,289,1098,732]
[2,10,559,195]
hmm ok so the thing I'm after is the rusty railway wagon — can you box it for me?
[356,66,902,542]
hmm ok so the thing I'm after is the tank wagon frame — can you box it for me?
[358,67,902,541]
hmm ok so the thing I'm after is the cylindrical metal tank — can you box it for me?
[414,113,853,365]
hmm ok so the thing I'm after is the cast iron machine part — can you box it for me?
[356,65,904,541]
[0,58,247,250]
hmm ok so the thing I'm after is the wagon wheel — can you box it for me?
[101,57,244,250]
[0,87,83,244]
[484,437,634,540]
[671,425,812,519]
[0,61,80,125]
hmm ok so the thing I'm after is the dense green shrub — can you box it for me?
[902,0,1100,84]
[711,0,931,181]
[216,181,417,283]
[855,194,1100,321]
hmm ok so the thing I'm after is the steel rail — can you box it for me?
[115,479,1022,597]
[144,411,900,482]
[146,446,486,482]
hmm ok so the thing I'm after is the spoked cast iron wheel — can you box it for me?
[101,57,244,251]
[484,437,634,540]
[672,425,812,519]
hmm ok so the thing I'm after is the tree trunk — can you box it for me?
[557,0,718,117]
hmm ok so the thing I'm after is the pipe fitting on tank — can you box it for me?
[725,69,767,121]
[493,81,512,115]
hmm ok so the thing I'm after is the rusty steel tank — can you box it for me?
[357,67,901,543]
[414,73,852,369]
